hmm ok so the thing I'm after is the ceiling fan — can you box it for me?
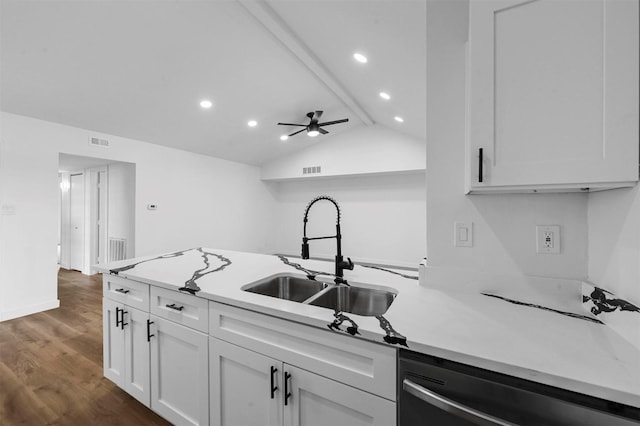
[278,111,348,138]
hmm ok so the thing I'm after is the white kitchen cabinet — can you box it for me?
[103,274,209,425]
[286,364,396,426]
[103,285,151,407]
[123,306,152,405]
[103,297,125,385]
[209,338,396,426]
[104,276,397,425]
[209,338,282,426]
[150,315,209,426]
[466,0,639,193]
[209,301,397,401]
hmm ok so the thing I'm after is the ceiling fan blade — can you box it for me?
[311,110,323,123]
[318,118,349,126]
[277,122,306,126]
[318,128,329,135]
[288,128,307,137]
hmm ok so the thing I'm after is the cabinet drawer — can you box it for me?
[209,301,397,401]
[150,286,208,333]
[103,274,149,311]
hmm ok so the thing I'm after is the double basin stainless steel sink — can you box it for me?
[241,273,397,317]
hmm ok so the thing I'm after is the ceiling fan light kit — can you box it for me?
[277,110,348,139]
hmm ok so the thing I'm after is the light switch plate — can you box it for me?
[454,221,473,247]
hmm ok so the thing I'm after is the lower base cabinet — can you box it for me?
[287,364,396,426]
[210,337,281,426]
[103,298,151,406]
[150,316,209,426]
[103,300,209,426]
[210,337,396,426]
[104,277,397,426]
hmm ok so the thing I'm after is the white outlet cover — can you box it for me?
[536,225,560,254]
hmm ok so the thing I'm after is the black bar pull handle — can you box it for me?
[115,288,130,294]
[478,148,484,183]
[284,371,292,406]
[166,303,184,311]
[115,307,122,328]
[147,320,155,342]
[270,366,278,399]
[403,379,516,426]
[121,310,129,329]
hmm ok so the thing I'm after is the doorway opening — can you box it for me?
[58,153,136,275]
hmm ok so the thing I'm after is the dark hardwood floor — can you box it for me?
[0,269,171,426]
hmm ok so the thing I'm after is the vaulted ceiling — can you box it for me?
[1,0,426,166]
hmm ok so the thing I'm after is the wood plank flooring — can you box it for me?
[0,269,171,426]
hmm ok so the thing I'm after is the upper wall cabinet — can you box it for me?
[466,0,639,194]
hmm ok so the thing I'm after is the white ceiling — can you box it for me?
[1,0,426,166]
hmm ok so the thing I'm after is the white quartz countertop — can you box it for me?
[100,247,640,408]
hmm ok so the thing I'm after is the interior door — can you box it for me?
[69,173,84,271]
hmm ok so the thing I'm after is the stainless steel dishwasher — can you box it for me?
[398,349,640,426]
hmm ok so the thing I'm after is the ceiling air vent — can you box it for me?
[89,136,109,148]
[302,166,322,175]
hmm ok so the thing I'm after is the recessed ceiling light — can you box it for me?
[200,99,213,109]
[353,53,368,63]
[280,135,289,141]
[379,92,391,100]
[247,120,257,127]
[394,116,404,123]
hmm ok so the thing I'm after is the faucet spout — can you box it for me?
[301,196,354,282]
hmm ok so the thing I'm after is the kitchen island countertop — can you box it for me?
[99,247,640,409]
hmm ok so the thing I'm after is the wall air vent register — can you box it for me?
[89,136,109,148]
[303,166,322,175]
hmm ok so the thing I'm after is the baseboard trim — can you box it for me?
[0,299,60,322]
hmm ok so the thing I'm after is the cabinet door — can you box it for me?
[284,365,396,426]
[209,338,282,426]
[122,306,150,407]
[103,298,124,386]
[150,315,209,426]
[467,0,639,192]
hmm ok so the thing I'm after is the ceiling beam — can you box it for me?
[238,0,374,125]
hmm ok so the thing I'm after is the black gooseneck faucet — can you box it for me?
[301,195,354,284]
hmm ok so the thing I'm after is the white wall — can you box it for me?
[262,120,427,268]
[268,172,426,268]
[107,162,136,260]
[588,186,640,303]
[425,0,588,284]
[261,124,425,180]
[0,112,277,321]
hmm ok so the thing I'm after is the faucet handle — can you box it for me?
[346,257,354,270]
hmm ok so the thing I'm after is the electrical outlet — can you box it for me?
[536,225,560,254]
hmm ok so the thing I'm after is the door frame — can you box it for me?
[89,166,109,274]
[59,166,110,275]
